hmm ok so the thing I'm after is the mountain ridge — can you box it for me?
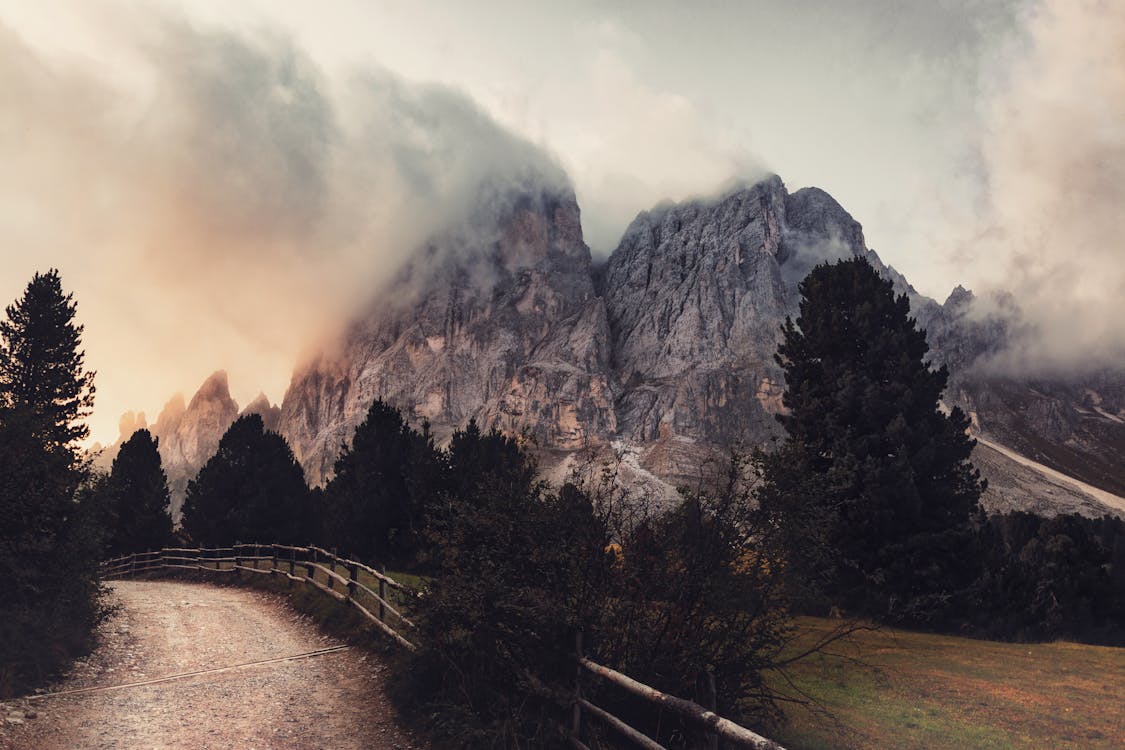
[105,174,1125,519]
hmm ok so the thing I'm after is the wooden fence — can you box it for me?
[571,629,784,749]
[100,546,783,749]
[99,544,415,651]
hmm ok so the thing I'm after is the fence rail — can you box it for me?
[100,547,783,749]
[100,544,415,651]
[572,631,785,749]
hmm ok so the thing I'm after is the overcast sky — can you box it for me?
[1,0,1121,446]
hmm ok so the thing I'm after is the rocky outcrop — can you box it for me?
[278,185,616,485]
[149,371,239,519]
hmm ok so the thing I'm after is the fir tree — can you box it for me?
[322,399,444,565]
[181,414,309,546]
[106,429,173,555]
[764,257,985,622]
[0,269,95,449]
[0,271,102,694]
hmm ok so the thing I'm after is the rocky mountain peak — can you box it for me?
[189,370,234,410]
[241,392,281,433]
[278,182,615,485]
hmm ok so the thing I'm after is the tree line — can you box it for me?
[2,263,1123,747]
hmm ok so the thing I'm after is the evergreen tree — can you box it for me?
[181,414,310,546]
[321,400,443,565]
[105,429,173,555]
[0,269,95,448]
[0,270,102,695]
[764,257,985,622]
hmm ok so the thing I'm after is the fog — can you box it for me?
[0,16,565,445]
[957,0,1125,374]
[0,0,1121,444]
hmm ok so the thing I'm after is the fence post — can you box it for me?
[306,547,316,581]
[702,669,718,750]
[378,565,387,621]
[130,552,136,578]
[289,548,296,576]
[328,548,336,591]
[235,543,242,578]
[572,629,584,740]
[271,544,278,574]
[348,562,358,601]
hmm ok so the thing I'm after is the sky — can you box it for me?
[0,0,1121,446]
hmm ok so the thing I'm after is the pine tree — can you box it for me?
[0,269,95,449]
[181,414,309,546]
[765,257,985,622]
[106,429,173,555]
[322,399,443,565]
[0,270,102,694]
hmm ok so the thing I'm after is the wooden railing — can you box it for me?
[571,634,783,750]
[101,547,782,749]
[571,633,785,750]
[100,544,415,651]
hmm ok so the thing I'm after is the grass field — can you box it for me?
[770,617,1125,750]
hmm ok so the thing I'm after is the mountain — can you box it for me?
[600,177,873,483]
[118,174,1124,520]
[279,182,616,485]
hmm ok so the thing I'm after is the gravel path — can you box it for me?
[0,580,420,749]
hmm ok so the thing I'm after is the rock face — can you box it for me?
[147,371,239,520]
[279,185,616,485]
[600,177,871,482]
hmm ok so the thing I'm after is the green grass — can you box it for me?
[770,617,1125,750]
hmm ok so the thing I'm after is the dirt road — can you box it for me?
[0,580,420,749]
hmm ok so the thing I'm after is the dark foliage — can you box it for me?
[392,423,611,747]
[390,427,806,747]
[972,511,1125,645]
[103,428,173,555]
[321,400,445,566]
[763,257,986,625]
[589,453,795,744]
[0,270,103,696]
[181,414,311,546]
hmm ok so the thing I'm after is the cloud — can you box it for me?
[0,16,567,444]
[961,0,1125,373]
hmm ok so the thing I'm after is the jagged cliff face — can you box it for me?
[146,371,239,519]
[600,177,870,481]
[273,174,1124,517]
[279,186,616,485]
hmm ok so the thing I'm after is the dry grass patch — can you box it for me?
[770,617,1124,750]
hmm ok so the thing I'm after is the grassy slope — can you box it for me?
[771,617,1125,750]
